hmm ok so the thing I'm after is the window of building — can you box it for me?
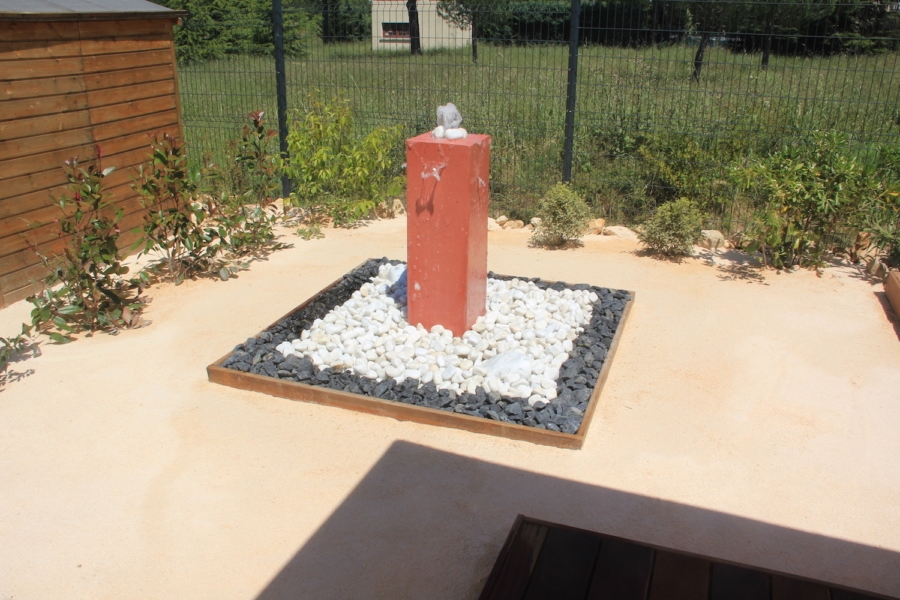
[382,22,410,39]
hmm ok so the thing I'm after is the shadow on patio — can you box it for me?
[255,441,900,600]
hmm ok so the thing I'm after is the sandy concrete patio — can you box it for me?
[1,217,898,600]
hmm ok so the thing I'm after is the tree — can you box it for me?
[437,0,507,63]
[407,0,423,55]
[157,0,317,63]
[685,0,777,80]
[318,0,371,43]
[740,0,837,67]
[686,1,731,82]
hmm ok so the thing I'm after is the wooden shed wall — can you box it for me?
[0,17,182,307]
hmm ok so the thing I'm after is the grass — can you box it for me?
[177,39,900,223]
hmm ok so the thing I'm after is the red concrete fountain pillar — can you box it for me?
[406,132,491,336]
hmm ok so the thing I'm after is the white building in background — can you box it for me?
[371,0,472,51]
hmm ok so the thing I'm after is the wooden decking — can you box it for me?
[479,516,897,600]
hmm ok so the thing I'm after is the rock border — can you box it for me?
[207,259,634,448]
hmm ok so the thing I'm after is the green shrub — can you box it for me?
[861,145,900,267]
[235,111,281,207]
[133,133,222,284]
[214,192,284,259]
[735,132,869,269]
[637,197,704,256]
[638,133,737,213]
[162,0,319,64]
[531,183,592,247]
[282,96,405,227]
[0,325,34,373]
[28,154,144,340]
[863,196,900,268]
[206,114,286,258]
[134,131,284,283]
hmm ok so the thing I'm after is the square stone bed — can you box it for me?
[207,259,633,449]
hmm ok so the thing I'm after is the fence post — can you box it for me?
[562,0,581,183]
[273,0,291,198]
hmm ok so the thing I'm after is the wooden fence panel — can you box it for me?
[0,127,93,163]
[3,75,86,101]
[0,38,83,60]
[81,49,172,73]
[2,56,85,80]
[83,64,174,91]
[0,17,182,307]
[0,21,79,42]
[0,111,91,143]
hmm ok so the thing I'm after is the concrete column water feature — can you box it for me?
[405,132,491,336]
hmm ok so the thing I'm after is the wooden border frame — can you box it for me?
[479,515,900,600]
[207,264,634,449]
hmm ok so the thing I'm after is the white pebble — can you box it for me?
[284,262,599,399]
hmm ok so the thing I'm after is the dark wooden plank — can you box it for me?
[0,127,93,162]
[83,64,174,91]
[0,208,141,270]
[78,35,172,56]
[0,163,145,216]
[0,195,144,295]
[88,95,176,125]
[78,18,172,38]
[833,590,889,600]
[710,563,770,600]
[0,111,90,143]
[0,262,48,306]
[0,204,65,243]
[0,179,143,304]
[0,234,59,276]
[0,38,83,60]
[479,518,900,600]
[97,129,179,166]
[0,169,68,203]
[81,49,172,73]
[0,142,93,180]
[586,538,654,600]
[86,79,176,109]
[1,74,85,100]
[88,126,175,159]
[0,147,150,207]
[0,185,65,221]
[648,551,710,600]
[0,180,134,241]
[0,142,95,180]
[521,527,602,600]
[93,110,178,142]
[2,57,85,80]
[0,93,89,122]
[772,575,829,600]
[480,517,550,600]
[0,21,80,43]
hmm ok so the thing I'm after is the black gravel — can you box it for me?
[221,258,631,435]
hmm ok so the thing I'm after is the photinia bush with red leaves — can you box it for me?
[28,150,145,341]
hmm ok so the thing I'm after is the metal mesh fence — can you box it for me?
[174,0,900,228]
